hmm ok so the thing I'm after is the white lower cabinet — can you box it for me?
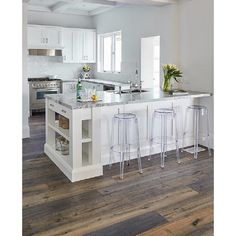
[81,81,104,91]
[45,95,208,182]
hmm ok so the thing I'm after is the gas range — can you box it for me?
[28,77,61,89]
[28,77,61,115]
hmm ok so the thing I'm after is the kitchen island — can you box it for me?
[44,88,211,182]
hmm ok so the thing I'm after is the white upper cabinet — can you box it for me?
[28,25,96,63]
[62,29,79,63]
[79,30,96,63]
[27,25,63,49]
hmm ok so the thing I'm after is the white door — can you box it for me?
[141,36,160,89]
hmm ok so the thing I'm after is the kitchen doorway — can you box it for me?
[141,36,160,89]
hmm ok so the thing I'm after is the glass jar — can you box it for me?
[55,136,69,155]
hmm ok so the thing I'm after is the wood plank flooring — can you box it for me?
[23,113,214,236]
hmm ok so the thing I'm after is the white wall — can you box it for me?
[27,57,95,80]
[93,5,179,84]
[23,3,30,138]
[179,0,213,93]
[178,0,214,147]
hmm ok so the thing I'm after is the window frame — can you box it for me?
[98,31,122,74]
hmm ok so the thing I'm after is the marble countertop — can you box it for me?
[45,89,212,109]
[81,78,130,86]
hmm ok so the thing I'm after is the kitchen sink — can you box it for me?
[115,89,148,94]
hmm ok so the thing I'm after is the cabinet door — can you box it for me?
[27,26,43,48]
[84,31,96,63]
[62,30,80,63]
[44,27,62,48]
[78,30,96,63]
[62,29,73,63]
[81,81,93,89]
[95,83,103,91]
[78,31,84,62]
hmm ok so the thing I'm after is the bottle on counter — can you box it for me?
[135,68,139,81]
[77,79,83,100]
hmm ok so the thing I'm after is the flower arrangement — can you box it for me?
[82,65,91,72]
[162,64,183,92]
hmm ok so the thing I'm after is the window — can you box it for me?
[98,31,122,73]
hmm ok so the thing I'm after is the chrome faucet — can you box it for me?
[127,80,143,92]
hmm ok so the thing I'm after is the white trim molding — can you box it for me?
[23,125,30,139]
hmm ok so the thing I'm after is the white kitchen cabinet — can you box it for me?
[61,81,77,94]
[27,26,42,47]
[78,30,96,63]
[28,25,63,49]
[62,29,79,63]
[81,81,103,91]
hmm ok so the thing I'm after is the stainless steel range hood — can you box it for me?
[28,49,62,56]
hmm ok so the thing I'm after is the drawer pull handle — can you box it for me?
[62,109,66,114]
[50,104,54,107]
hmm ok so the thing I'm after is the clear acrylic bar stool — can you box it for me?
[182,105,212,159]
[109,113,143,179]
[149,108,180,168]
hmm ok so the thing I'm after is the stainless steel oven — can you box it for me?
[29,78,61,115]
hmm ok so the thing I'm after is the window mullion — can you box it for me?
[111,34,114,73]
[113,33,116,73]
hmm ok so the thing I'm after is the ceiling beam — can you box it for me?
[28,5,52,13]
[89,6,113,15]
[84,0,117,6]
[50,2,71,12]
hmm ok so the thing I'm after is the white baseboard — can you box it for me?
[22,125,30,139]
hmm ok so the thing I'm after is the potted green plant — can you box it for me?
[162,64,183,92]
[82,65,91,72]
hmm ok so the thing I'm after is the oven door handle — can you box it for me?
[35,89,60,92]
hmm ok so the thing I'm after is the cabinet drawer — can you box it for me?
[48,101,71,119]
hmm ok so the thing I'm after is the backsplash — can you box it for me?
[27,56,95,80]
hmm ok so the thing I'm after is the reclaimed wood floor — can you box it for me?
[23,113,214,236]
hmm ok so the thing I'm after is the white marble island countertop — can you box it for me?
[45,88,212,110]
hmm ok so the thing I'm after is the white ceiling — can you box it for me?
[27,0,176,16]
